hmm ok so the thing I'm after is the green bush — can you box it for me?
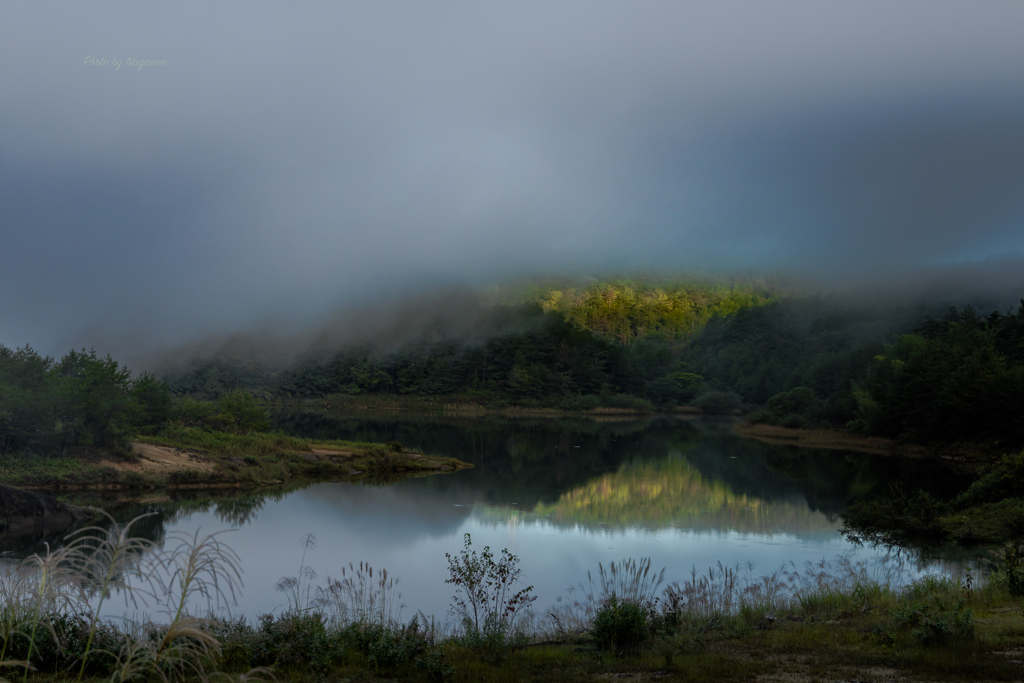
[888,598,975,647]
[559,394,602,411]
[209,391,271,434]
[602,394,654,412]
[591,594,650,652]
[131,371,173,432]
[174,397,216,426]
[954,449,1024,508]
[646,372,704,407]
[334,618,450,679]
[445,534,535,661]
[766,386,817,418]
[745,407,773,424]
[779,412,810,429]
[693,390,742,414]
[1000,542,1024,597]
[259,612,331,671]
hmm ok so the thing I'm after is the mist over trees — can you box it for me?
[162,277,1024,451]
[164,280,777,406]
[4,276,1024,457]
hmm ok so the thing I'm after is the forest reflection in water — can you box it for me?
[4,414,967,618]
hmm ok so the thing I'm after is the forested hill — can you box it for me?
[4,274,1024,453]
[162,277,1024,450]
[689,298,1024,450]
[164,278,778,405]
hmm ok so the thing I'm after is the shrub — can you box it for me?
[779,413,810,429]
[766,387,817,419]
[745,408,773,424]
[693,390,742,414]
[602,394,654,412]
[888,598,975,647]
[210,391,271,434]
[647,373,704,407]
[558,394,602,412]
[131,372,173,432]
[445,534,536,658]
[954,449,1024,509]
[993,541,1024,598]
[667,372,704,402]
[592,594,649,652]
[174,397,216,427]
[254,612,331,672]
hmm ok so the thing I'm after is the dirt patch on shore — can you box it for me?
[311,448,355,457]
[99,443,217,473]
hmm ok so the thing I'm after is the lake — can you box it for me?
[4,414,965,622]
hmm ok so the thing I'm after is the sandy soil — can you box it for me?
[310,448,355,457]
[98,443,217,473]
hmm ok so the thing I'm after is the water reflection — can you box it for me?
[3,414,969,618]
[533,457,838,537]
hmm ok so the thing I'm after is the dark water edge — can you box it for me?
[3,414,982,591]
[6,414,973,547]
[272,411,971,520]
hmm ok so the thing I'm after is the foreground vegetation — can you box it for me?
[1,516,1023,683]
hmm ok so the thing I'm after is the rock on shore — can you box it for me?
[0,484,85,546]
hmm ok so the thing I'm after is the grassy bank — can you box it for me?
[0,428,470,491]
[284,392,665,416]
[1,519,1022,683]
[734,422,992,461]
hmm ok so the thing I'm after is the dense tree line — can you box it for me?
[169,279,778,409]
[0,346,171,454]
[693,298,1024,449]
[166,285,1024,449]
[170,306,686,409]
[8,275,1024,454]
[0,345,270,456]
[683,299,906,423]
[848,303,1024,448]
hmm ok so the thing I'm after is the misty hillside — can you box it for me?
[157,275,1024,450]
[6,273,1023,457]
[162,277,778,399]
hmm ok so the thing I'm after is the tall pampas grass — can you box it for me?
[1,512,251,683]
[62,511,160,680]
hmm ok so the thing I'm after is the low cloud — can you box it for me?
[2,1,1024,358]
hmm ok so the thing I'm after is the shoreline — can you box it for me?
[276,393,738,417]
[1,433,472,493]
[733,421,994,462]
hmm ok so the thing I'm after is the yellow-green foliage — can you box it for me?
[534,457,837,534]
[538,282,771,344]
[490,277,775,344]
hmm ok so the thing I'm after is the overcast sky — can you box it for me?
[3,1,1024,357]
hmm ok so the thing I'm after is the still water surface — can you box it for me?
[13,415,957,621]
